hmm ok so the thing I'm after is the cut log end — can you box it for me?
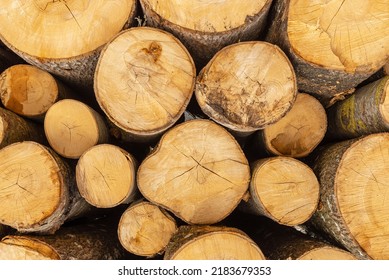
[0,64,58,118]
[0,236,60,260]
[118,201,177,257]
[164,226,265,260]
[44,99,109,159]
[0,142,63,232]
[288,0,389,73]
[195,41,296,134]
[138,119,250,225]
[95,27,195,142]
[379,77,389,125]
[262,93,327,158]
[76,144,137,208]
[247,157,319,226]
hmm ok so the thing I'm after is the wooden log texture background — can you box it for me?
[0,0,388,261]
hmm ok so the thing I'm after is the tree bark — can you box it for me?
[195,41,297,137]
[310,133,389,259]
[266,0,389,107]
[118,200,177,257]
[94,27,195,143]
[164,225,265,260]
[0,64,76,121]
[0,107,46,149]
[44,99,109,159]
[326,76,389,141]
[246,218,356,260]
[0,141,91,234]
[0,0,137,88]
[240,157,319,226]
[139,0,273,68]
[76,144,138,208]
[251,93,327,158]
[137,119,250,225]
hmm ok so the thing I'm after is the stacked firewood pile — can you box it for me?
[0,0,388,260]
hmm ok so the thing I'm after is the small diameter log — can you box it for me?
[94,27,195,142]
[311,133,389,259]
[0,236,60,260]
[326,76,389,141]
[76,144,138,208]
[164,225,265,260]
[240,157,319,226]
[266,0,389,106]
[249,219,356,260]
[195,41,296,137]
[0,64,75,120]
[0,141,90,234]
[139,0,273,68]
[118,200,177,257]
[137,119,250,225]
[0,0,137,88]
[0,107,45,149]
[252,93,327,158]
[44,99,109,159]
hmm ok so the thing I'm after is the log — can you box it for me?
[76,144,138,208]
[164,225,265,260]
[311,133,389,259]
[0,64,75,120]
[251,93,327,158]
[139,0,273,68]
[240,157,319,226]
[195,41,297,136]
[44,99,109,159]
[0,215,135,260]
[94,27,195,142]
[118,200,177,257]
[0,107,46,149]
[0,0,137,88]
[326,76,389,141]
[384,61,389,76]
[0,141,90,234]
[246,217,356,260]
[266,0,389,106]
[0,236,60,260]
[137,119,250,225]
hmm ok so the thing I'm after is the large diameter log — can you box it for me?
[240,157,319,226]
[0,1,137,88]
[0,141,90,234]
[94,27,195,142]
[44,99,109,159]
[0,236,60,260]
[311,133,389,259]
[195,41,297,136]
[247,218,356,260]
[139,0,273,68]
[0,64,75,120]
[252,93,327,158]
[266,0,389,106]
[164,225,265,260]
[0,107,45,149]
[138,119,250,225]
[326,76,389,141]
[76,144,138,208]
[118,200,177,258]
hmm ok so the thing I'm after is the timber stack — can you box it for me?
[0,0,388,260]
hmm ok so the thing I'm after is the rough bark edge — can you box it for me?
[94,27,196,143]
[326,76,389,141]
[0,107,46,148]
[310,138,371,259]
[266,0,379,107]
[0,1,138,89]
[164,225,264,260]
[140,0,273,69]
